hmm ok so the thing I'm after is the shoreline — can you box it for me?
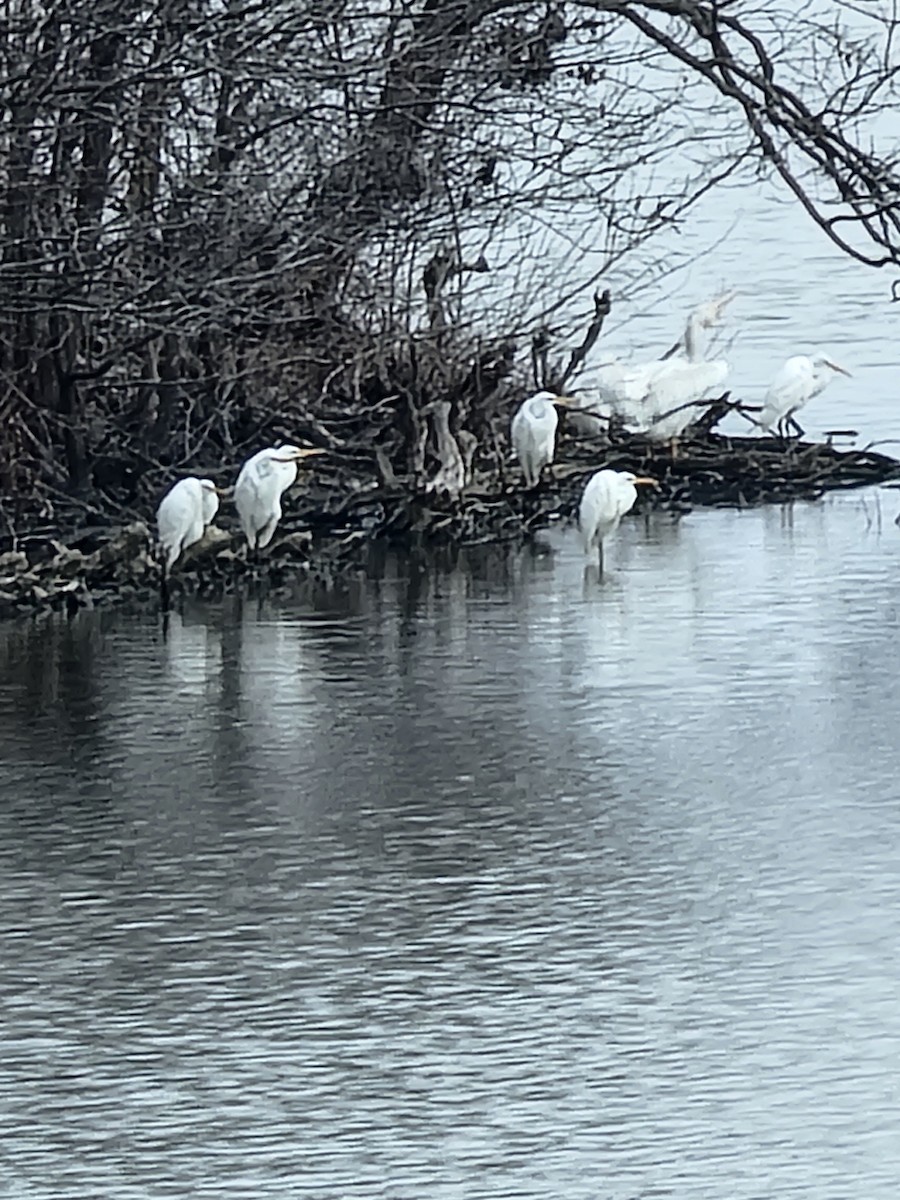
[2,430,899,622]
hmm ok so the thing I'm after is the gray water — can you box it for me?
[2,484,900,1198]
[4,69,900,1191]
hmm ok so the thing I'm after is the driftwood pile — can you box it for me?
[2,413,899,622]
[0,522,155,620]
[283,410,900,548]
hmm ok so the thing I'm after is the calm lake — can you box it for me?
[4,16,900,1177]
[2,473,900,1196]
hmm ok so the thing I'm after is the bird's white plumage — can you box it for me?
[594,360,659,426]
[510,391,566,487]
[578,469,643,559]
[156,477,219,569]
[756,354,849,434]
[587,293,733,441]
[234,445,312,550]
[200,484,219,527]
[592,357,729,441]
[681,292,735,357]
[641,358,730,442]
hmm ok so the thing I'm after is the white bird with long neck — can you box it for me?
[592,292,734,452]
[756,354,851,439]
[234,445,325,553]
[578,468,658,575]
[156,476,222,570]
[510,390,580,488]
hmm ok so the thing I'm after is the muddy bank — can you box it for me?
[2,427,899,622]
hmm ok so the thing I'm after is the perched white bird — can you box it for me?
[156,476,221,570]
[234,444,324,552]
[510,390,580,487]
[578,468,657,574]
[592,292,734,451]
[756,354,851,438]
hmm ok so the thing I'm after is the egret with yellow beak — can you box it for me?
[156,476,224,570]
[234,445,324,553]
[756,354,851,439]
[578,469,657,575]
[510,390,581,488]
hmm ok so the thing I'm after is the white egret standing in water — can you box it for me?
[756,354,851,438]
[234,445,324,553]
[510,390,580,487]
[592,292,734,453]
[156,476,222,570]
[578,468,657,575]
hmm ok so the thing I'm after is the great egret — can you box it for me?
[578,468,657,574]
[234,445,324,552]
[592,292,734,451]
[510,390,580,487]
[756,354,851,438]
[156,476,222,570]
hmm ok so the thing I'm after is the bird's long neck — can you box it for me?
[811,366,832,396]
[683,314,706,363]
[274,460,298,490]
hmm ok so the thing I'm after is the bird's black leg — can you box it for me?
[788,413,805,439]
[597,540,604,578]
[159,560,170,612]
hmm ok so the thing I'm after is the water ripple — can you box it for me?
[3,502,900,1196]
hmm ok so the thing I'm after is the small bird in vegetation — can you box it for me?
[234,445,325,553]
[578,468,657,575]
[756,354,851,439]
[510,390,581,487]
[156,476,222,571]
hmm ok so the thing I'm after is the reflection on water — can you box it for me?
[2,491,900,1198]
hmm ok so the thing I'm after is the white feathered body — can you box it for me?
[757,355,834,432]
[588,293,733,440]
[234,447,301,550]
[156,477,219,569]
[594,357,729,441]
[641,358,730,442]
[200,484,219,526]
[578,469,639,556]
[594,359,654,425]
[511,395,560,486]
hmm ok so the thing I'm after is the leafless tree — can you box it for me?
[1,0,899,523]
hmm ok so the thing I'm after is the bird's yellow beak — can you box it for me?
[825,360,851,377]
[633,476,659,488]
[272,448,326,463]
[554,396,588,415]
[202,483,229,496]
